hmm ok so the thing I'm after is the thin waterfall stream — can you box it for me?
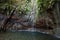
[29,0,37,31]
[54,2,60,38]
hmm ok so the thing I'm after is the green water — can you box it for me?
[0,31,60,40]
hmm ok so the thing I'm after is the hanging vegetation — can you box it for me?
[37,0,55,17]
[0,0,31,16]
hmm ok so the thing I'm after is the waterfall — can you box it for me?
[54,2,60,38]
[30,0,37,31]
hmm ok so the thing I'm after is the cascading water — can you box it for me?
[28,0,37,32]
[54,2,60,38]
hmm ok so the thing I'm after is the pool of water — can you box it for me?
[0,31,60,40]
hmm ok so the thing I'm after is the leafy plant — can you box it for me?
[37,0,55,16]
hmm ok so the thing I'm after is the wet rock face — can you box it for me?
[35,17,54,30]
[0,14,54,32]
[0,14,32,30]
[0,14,8,32]
[9,22,32,30]
[0,14,7,27]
